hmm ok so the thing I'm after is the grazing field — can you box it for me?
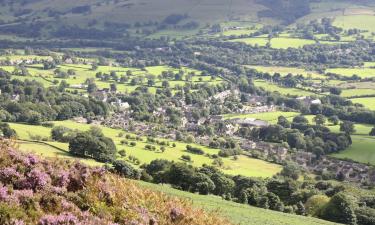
[331,135,375,165]
[229,37,317,49]
[326,67,375,79]
[338,81,375,89]
[340,88,375,98]
[254,80,319,97]
[223,111,300,122]
[9,121,282,178]
[2,63,223,95]
[269,37,316,49]
[139,181,340,225]
[248,66,325,79]
[334,15,375,33]
[351,97,375,110]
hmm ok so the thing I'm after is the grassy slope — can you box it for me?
[9,121,282,178]
[139,181,340,225]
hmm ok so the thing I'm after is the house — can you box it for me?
[230,118,269,127]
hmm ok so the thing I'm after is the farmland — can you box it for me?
[248,66,325,79]
[326,67,375,79]
[229,37,317,49]
[331,136,375,165]
[2,63,224,95]
[9,121,282,178]
[254,80,319,97]
[351,97,375,110]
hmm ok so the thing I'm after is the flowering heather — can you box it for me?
[0,139,230,225]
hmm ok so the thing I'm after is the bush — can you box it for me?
[186,145,204,155]
[181,155,192,162]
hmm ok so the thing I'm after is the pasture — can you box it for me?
[2,63,224,95]
[334,15,375,33]
[139,181,339,225]
[269,37,316,49]
[9,121,282,178]
[340,89,375,98]
[326,67,375,79]
[331,135,375,165]
[248,66,325,79]
[351,97,375,110]
[254,80,319,97]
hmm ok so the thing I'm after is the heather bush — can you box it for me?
[0,139,230,225]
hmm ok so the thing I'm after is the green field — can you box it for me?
[331,135,375,165]
[2,63,223,95]
[248,66,325,79]
[334,15,375,33]
[351,97,375,110]
[270,37,316,49]
[139,181,339,225]
[341,89,375,98]
[229,37,317,49]
[326,67,375,79]
[254,80,319,97]
[9,121,282,178]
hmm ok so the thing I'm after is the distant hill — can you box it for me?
[0,0,374,40]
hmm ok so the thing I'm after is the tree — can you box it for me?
[51,126,72,142]
[305,195,330,216]
[293,116,308,124]
[162,80,170,88]
[69,128,116,162]
[321,193,357,225]
[340,121,356,134]
[87,82,98,93]
[110,83,117,92]
[280,163,300,180]
[0,123,16,138]
[277,116,291,128]
[329,87,342,95]
[313,114,326,126]
[113,160,138,178]
[191,173,215,195]
[328,115,340,125]
[369,127,375,136]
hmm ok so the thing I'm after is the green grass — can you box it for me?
[331,135,375,165]
[270,38,316,49]
[248,66,325,79]
[2,63,223,95]
[9,121,281,178]
[229,37,317,49]
[341,89,375,98]
[138,181,340,225]
[351,97,375,110]
[254,80,319,97]
[334,15,375,33]
[326,67,375,79]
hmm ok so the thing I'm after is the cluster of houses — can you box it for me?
[292,151,375,184]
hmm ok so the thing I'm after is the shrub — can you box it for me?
[181,155,192,162]
[186,145,204,155]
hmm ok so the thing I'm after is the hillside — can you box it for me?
[0,139,229,224]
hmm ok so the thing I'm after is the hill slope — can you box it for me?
[0,139,229,224]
